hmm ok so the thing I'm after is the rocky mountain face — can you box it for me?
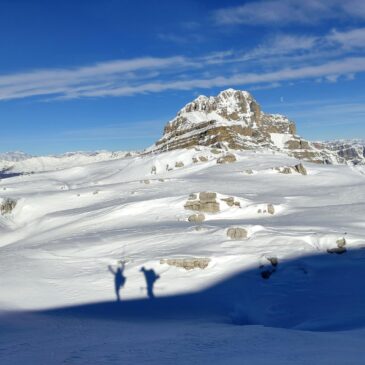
[151,89,363,164]
[323,140,365,165]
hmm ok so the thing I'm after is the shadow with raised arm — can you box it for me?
[108,262,126,301]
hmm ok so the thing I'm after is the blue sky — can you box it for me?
[0,0,365,155]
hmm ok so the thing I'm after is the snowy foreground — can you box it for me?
[1,148,365,364]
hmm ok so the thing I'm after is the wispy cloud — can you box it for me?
[213,0,365,26]
[75,57,365,97]
[293,102,365,128]
[266,98,365,128]
[327,27,365,49]
[0,56,193,101]
[0,27,364,102]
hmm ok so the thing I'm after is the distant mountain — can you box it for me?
[323,140,365,165]
[150,89,364,165]
[0,151,33,162]
[0,150,136,173]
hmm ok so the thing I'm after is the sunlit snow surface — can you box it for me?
[1,148,365,364]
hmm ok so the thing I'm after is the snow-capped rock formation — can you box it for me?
[323,140,365,165]
[150,89,343,164]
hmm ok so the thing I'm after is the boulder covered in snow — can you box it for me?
[0,198,17,215]
[227,227,248,240]
[160,258,210,270]
[275,163,307,175]
[327,237,347,254]
[267,204,275,215]
[188,213,205,224]
[217,153,237,164]
[184,192,220,213]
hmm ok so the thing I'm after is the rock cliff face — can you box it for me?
[150,89,339,163]
[323,140,365,165]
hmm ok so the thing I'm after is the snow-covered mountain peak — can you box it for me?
[149,89,365,165]
[176,88,260,125]
[151,89,330,162]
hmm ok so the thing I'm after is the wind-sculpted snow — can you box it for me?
[1,147,365,364]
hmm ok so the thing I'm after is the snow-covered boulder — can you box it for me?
[184,192,220,214]
[274,163,307,175]
[188,213,205,224]
[0,198,17,215]
[217,153,237,164]
[226,227,248,240]
[160,258,210,270]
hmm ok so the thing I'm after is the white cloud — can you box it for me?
[0,56,193,100]
[327,28,365,49]
[289,102,365,127]
[325,74,340,83]
[60,57,365,98]
[0,27,364,102]
[213,0,365,26]
[341,0,365,19]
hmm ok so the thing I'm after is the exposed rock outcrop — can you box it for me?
[188,213,205,224]
[217,153,237,164]
[0,198,17,215]
[324,140,365,165]
[327,237,347,254]
[260,256,279,279]
[267,204,275,215]
[160,258,210,270]
[221,197,241,207]
[227,227,248,240]
[294,163,307,175]
[275,163,307,175]
[184,192,220,213]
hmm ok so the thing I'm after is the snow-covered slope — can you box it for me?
[0,151,33,162]
[0,148,364,312]
[1,147,365,363]
[0,150,135,173]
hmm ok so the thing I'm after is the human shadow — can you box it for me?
[140,267,160,299]
[25,248,365,331]
[108,263,126,301]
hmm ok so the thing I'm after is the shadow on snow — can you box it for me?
[29,248,365,331]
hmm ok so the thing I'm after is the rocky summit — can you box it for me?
[324,140,365,165]
[150,89,364,165]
